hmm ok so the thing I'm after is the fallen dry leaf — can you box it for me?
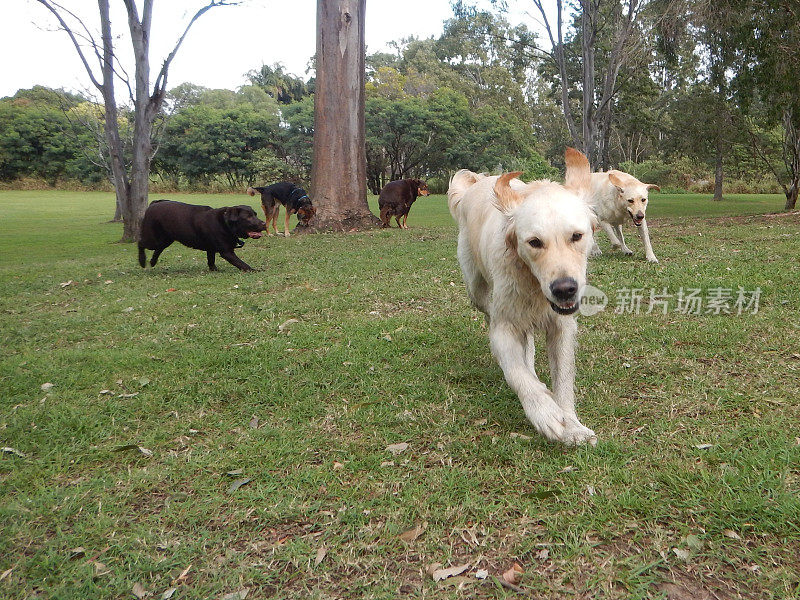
[0,568,13,582]
[41,382,54,391]
[386,442,409,455]
[92,560,109,576]
[380,461,394,467]
[228,478,251,493]
[509,432,531,441]
[118,392,139,399]
[221,590,249,600]
[432,563,470,582]
[161,588,177,600]
[68,547,85,560]
[1,447,25,458]
[673,547,690,560]
[132,582,147,599]
[99,389,113,395]
[60,280,73,288]
[502,562,524,585]
[398,522,427,543]
[695,443,714,450]
[426,563,442,577]
[174,564,192,583]
[332,461,344,470]
[278,318,300,333]
[475,569,488,580]
[536,548,550,560]
[249,416,259,429]
[314,546,327,567]
[723,529,742,540]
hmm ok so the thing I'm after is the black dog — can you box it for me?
[378,179,429,229]
[247,182,315,237]
[138,200,266,272]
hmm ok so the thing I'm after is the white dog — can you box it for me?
[589,170,661,263]
[448,149,598,446]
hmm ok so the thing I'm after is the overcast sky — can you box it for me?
[0,1,461,100]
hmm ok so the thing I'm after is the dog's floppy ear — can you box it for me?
[564,147,591,193]
[492,171,524,214]
[223,207,240,229]
[608,173,626,195]
[646,183,661,192]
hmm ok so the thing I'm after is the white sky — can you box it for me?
[0,0,461,101]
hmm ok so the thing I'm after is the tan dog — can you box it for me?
[448,149,598,446]
[589,170,661,263]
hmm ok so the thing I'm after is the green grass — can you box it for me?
[1,190,799,599]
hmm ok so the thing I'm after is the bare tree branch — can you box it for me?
[34,0,103,90]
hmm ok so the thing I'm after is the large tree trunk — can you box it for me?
[98,0,131,232]
[786,184,798,210]
[713,131,724,201]
[302,0,379,233]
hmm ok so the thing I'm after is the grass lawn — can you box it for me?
[1,190,799,599]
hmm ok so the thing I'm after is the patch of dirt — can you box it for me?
[656,571,738,600]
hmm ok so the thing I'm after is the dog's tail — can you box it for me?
[447,169,482,218]
[246,187,257,197]
[564,147,591,194]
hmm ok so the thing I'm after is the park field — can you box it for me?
[1,190,799,599]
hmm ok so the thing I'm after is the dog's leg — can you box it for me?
[489,321,591,445]
[395,215,402,228]
[545,318,597,444]
[219,250,253,272]
[138,245,147,268]
[614,225,634,255]
[379,207,390,228]
[271,206,279,236]
[600,222,622,249]
[150,243,170,267]
[637,219,659,263]
[207,251,218,271]
[261,204,272,235]
[403,213,409,229]
[284,210,291,237]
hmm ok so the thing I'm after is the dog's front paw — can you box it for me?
[622,248,634,256]
[561,420,598,447]
[646,255,659,264]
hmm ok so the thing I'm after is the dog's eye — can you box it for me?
[571,232,583,243]
[528,238,544,249]
[627,198,634,203]
[642,198,647,203]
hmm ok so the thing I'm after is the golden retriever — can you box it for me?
[589,170,661,263]
[447,149,598,446]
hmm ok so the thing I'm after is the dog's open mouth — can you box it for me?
[630,214,644,227]
[247,231,263,239]
[549,300,579,315]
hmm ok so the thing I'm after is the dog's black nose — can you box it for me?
[550,277,578,301]
[635,212,644,220]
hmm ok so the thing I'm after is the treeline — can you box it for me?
[0,5,794,197]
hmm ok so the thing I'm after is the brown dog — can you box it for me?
[138,200,265,271]
[378,179,429,229]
